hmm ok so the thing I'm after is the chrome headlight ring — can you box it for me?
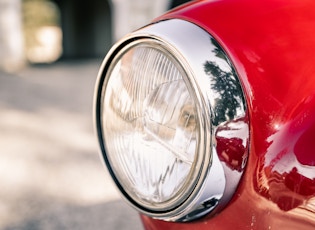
[94,19,249,222]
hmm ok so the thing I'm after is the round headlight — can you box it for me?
[102,40,203,211]
[95,19,249,221]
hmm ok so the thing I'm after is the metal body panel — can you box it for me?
[142,0,315,228]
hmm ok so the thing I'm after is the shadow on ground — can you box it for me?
[3,200,142,230]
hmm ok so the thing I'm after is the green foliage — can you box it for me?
[23,0,60,28]
[22,0,61,53]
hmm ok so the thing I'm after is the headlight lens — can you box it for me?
[95,19,249,221]
[102,41,201,210]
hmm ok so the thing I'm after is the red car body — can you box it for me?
[139,0,315,229]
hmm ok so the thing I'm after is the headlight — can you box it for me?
[95,19,249,221]
[102,40,201,209]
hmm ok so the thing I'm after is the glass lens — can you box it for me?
[102,42,199,208]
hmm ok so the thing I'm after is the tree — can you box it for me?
[203,38,245,125]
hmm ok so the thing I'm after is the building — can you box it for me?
[0,0,190,71]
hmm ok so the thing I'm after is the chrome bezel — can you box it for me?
[94,19,249,221]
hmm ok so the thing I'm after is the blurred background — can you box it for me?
[0,0,190,229]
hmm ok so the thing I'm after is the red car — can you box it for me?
[94,0,315,229]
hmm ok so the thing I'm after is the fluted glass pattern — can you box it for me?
[102,44,198,206]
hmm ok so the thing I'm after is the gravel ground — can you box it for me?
[0,60,143,230]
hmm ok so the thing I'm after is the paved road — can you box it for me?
[0,60,143,230]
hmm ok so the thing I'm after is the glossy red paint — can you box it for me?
[142,0,315,229]
[216,117,248,173]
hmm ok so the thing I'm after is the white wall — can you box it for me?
[110,0,169,41]
[0,0,24,72]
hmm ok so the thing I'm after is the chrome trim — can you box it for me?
[94,19,249,221]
